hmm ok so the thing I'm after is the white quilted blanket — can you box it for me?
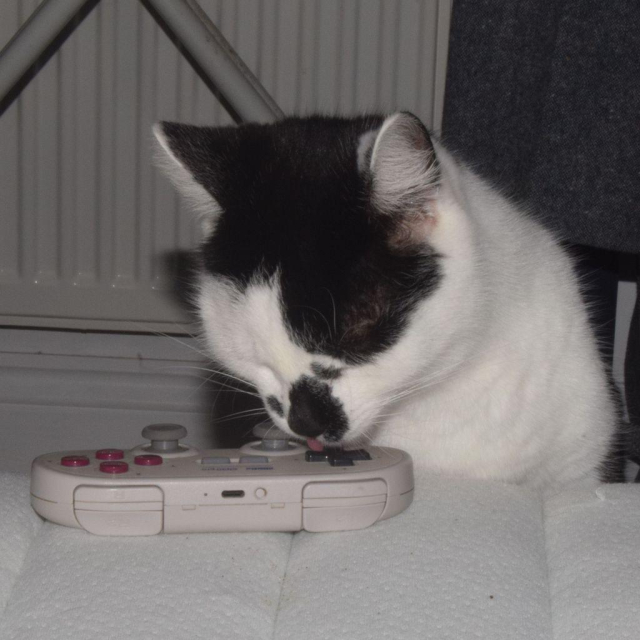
[1,471,639,640]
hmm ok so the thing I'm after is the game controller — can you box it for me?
[30,422,414,535]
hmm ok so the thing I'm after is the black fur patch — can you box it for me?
[288,376,348,441]
[266,395,284,418]
[311,363,342,380]
[160,116,441,364]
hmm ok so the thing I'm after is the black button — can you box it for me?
[328,456,355,467]
[305,448,364,465]
[305,450,329,462]
[342,449,372,461]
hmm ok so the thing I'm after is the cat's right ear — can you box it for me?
[361,112,440,217]
[152,122,223,234]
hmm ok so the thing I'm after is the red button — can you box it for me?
[100,461,129,474]
[134,455,163,466]
[96,449,124,460]
[61,456,90,467]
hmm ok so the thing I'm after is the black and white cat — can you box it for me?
[154,112,622,490]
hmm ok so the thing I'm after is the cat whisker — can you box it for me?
[322,287,338,337]
[242,419,271,439]
[155,365,261,399]
[198,366,258,391]
[157,364,261,396]
[375,348,494,406]
[356,430,396,458]
[391,348,525,402]
[214,408,268,425]
[129,321,211,360]
[292,304,334,339]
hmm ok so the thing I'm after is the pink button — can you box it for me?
[134,455,163,466]
[61,455,90,467]
[100,461,129,474]
[96,449,124,460]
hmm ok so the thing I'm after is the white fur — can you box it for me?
[197,273,342,429]
[368,113,439,214]
[367,146,614,490]
[356,130,377,173]
[160,115,617,493]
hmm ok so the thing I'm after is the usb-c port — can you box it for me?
[222,490,245,498]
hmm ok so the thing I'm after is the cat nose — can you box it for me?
[288,377,334,438]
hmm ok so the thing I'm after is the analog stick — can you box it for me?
[141,424,188,453]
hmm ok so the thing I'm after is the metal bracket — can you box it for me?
[0,0,283,122]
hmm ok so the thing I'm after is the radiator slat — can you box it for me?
[0,0,451,332]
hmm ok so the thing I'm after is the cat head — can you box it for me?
[154,113,476,448]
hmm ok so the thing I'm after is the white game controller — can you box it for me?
[30,422,414,535]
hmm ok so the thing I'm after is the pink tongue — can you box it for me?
[307,437,324,452]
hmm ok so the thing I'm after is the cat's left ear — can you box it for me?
[153,122,225,233]
[362,112,439,217]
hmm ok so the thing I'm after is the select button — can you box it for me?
[201,457,231,464]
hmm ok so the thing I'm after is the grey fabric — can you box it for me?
[443,0,640,254]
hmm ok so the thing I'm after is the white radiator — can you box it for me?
[0,0,452,333]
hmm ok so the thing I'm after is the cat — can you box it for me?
[153,112,623,491]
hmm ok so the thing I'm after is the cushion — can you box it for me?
[1,471,639,640]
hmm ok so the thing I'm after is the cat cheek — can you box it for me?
[254,366,287,402]
[255,364,277,385]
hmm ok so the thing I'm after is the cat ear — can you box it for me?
[153,122,224,233]
[365,112,439,216]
